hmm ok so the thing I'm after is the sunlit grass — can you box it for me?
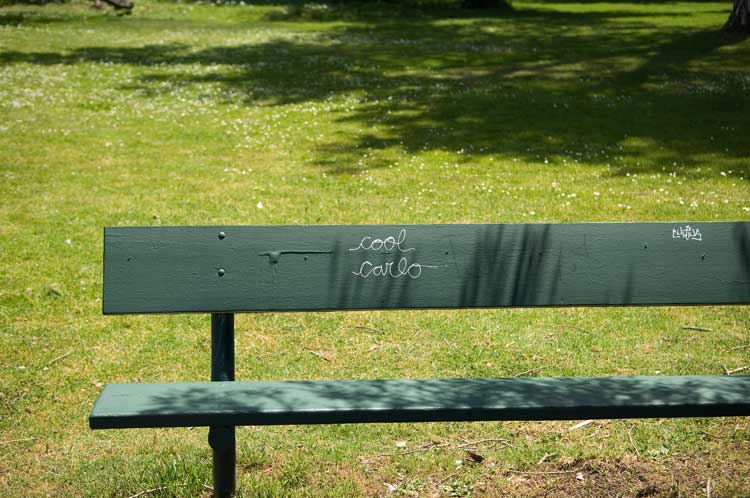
[0,0,748,496]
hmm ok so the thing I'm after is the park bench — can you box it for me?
[90,222,750,497]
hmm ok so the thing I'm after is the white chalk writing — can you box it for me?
[352,257,441,279]
[349,229,415,253]
[350,229,441,279]
[672,225,702,241]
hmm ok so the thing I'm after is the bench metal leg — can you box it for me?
[209,426,236,498]
[211,313,235,498]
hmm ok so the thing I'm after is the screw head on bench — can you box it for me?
[218,231,226,240]
[217,268,226,277]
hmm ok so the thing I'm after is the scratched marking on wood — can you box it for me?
[103,223,750,314]
[349,229,445,279]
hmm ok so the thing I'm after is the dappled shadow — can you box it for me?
[458,224,559,306]
[0,0,65,5]
[0,11,78,26]
[90,375,750,429]
[617,28,749,88]
[2,3,748,175]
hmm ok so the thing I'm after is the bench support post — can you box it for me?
[210,313,236,498]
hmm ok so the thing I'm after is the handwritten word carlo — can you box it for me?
[349,229,441,279]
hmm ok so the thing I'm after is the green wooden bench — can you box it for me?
[90,222,750,497]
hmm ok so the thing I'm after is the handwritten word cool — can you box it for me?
[349,229,415,253]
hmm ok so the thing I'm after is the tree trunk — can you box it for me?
[724,0,750,32]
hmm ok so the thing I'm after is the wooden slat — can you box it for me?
[103,223,750,314]
[89,376,750,429]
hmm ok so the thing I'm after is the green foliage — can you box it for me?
[442,479,473,498]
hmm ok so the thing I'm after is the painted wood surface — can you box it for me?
[103,222,750,314]
[89,375,750,429]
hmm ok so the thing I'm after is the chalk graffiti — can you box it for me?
[352,257,441,279]
[349,229,415,253]
[672,225,702,241]
[350,229,441,279]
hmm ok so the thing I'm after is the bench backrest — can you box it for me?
[103,222,750,314]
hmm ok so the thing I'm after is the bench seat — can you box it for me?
[90,375,750,429]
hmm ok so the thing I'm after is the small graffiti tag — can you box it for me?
[672,225,702,241]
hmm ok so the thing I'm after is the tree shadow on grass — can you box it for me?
[0,10,82,26]
[1,3,747,176]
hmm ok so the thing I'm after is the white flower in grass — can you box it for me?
[256,201,264,210]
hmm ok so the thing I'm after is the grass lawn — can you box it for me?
[1,0,749,496]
